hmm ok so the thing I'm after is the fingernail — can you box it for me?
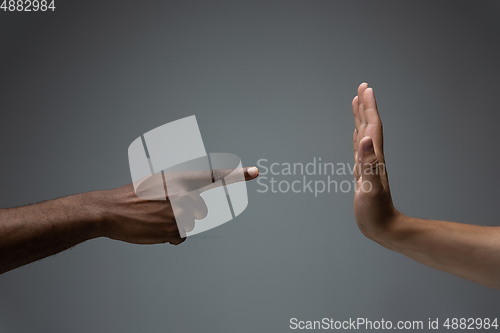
[363,138,374,152]
[247,167,259,178]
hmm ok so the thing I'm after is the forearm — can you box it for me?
[0,191,104,274]
[376,214,500,289]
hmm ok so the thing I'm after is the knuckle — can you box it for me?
[362,156,379,172]
[211,169,222,183]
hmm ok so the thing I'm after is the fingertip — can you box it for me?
[360,135,373,144]
[363,87,377,109]
[358,137,374,160]
[358,82,368,92]
[357,83,368,103]
[361,136,374,152]
[169,237,186,246]
[364,87,374,97]
[247,166,259,179]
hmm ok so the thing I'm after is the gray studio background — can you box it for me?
[1,1,499,332]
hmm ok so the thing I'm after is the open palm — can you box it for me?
[351,83,400,240]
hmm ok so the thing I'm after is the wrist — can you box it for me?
[370,210,410,252]
[71,190,109,239]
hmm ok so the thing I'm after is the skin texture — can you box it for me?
[0,167,259,274]
[352,83,500,289]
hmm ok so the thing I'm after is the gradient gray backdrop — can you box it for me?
[1,1,499,332]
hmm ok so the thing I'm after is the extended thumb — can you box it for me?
[358,137,383,192]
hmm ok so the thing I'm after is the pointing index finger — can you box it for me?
[198,166,259,193]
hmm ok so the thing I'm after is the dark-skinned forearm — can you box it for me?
[0,192,104,274]
[374,214,500,289]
